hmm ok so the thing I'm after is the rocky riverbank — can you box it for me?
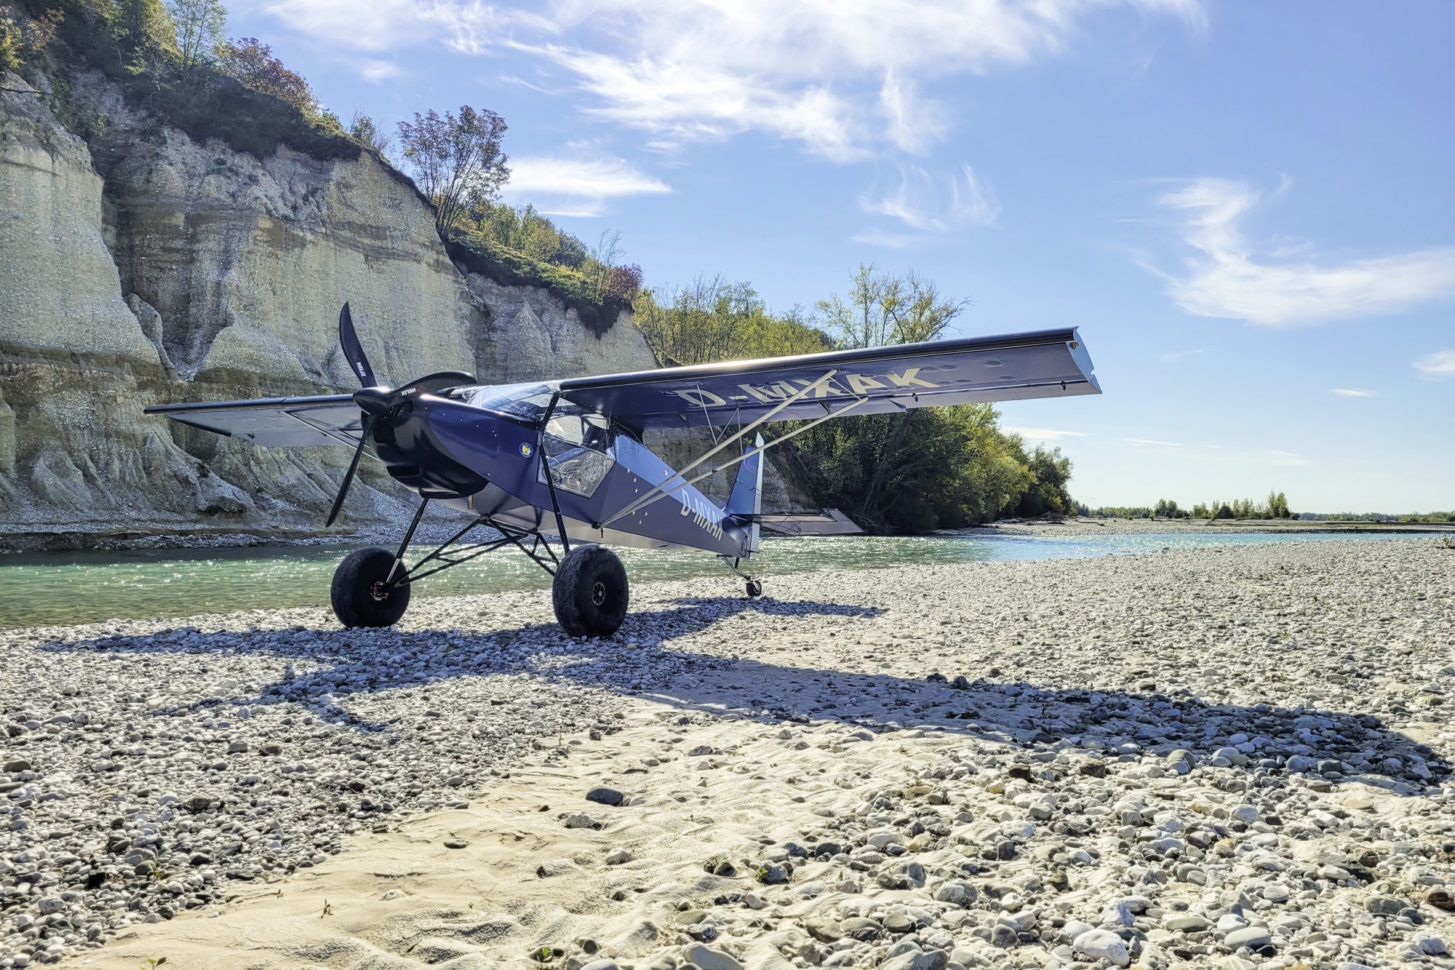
[2,538,1453,968]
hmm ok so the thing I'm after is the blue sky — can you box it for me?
[225,0,1454,513]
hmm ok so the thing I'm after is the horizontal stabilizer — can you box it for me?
[754,509,862,537]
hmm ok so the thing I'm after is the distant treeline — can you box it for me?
[1083,496,1454,523]
[1296,511,1455,524]
[1082,492,1294,520]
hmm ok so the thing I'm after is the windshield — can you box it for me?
[459,383,557,421]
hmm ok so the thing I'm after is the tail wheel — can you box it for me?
[746,579,763,598]
[553,545,629,638]
[331,547,411,627]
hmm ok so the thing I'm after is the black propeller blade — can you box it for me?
[323,307,478,527]
[338,303,377,388]
[326,413,375,527]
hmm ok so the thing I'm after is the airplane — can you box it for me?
[146,305,1100,637]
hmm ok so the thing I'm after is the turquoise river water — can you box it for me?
[0,530,1441,629]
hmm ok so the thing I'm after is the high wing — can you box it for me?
[558,328,1098,430]
[144,394,361,447]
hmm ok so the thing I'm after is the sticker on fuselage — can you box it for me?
[519,442,534,458]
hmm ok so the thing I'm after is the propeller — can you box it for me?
[325,303,476,526]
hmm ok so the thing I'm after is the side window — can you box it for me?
[540,412,615,496]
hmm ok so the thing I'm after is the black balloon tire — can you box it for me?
[746,579,763,598]
[331,547,411,628]
[552,545,629,638]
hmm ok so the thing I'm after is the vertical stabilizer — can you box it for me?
[726,433,764,553]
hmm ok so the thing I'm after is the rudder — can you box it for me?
[726,433,764,553]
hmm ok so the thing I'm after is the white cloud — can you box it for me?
[1160,347,1205,363]
[251,0,454,52]
[1126,438,1183,448]
[1154,178,1455,325]
[1414,349,1455,380]
[1330,387,1378,398]
[1004,427,1088,443]
[861,164,1001,233]
[253,0,1201,157]
[503,156,671,199]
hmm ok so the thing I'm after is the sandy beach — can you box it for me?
[4,537,1453,969]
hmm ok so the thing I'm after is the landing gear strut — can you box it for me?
[721,555,763,599]
[330,498,568,630]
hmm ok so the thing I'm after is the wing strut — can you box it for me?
[601,369,839,529]
[602,385,869,529]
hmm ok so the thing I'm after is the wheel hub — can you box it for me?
[370,581,391,602]
[591,580,607,606]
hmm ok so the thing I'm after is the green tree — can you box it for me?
[113,0,175,67]
[816,264,967,349]
[1274,491,1291,518]
[167,0,223,73]
[1,5,61,73]
[347,109,393,156]
[789,267,1045,531]
[1015,446,1073,516]
[218,36,315,115]
[398,105,509,234]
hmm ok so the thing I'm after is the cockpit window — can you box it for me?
[459,383,557,421]
[545,413,611,450]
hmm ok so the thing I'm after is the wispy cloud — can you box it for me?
[1152,178,1455,325]
[1262,449,1310,467]
[1330,387,1378,398]
[848,230,929,250]
[359,59,402,82]
[1160,347,1205,363]
[498,155,671,216]
[258,0,1201,158]
[1126,437,1183,448]
[1003,427,1088,443]
[505,156,670,198]
[859,164,1001,241]
[1414,349,1455,380]
[255,0,491,52]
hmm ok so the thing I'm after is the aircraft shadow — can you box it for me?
[42,596,1449,794]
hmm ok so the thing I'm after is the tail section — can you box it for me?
[726,433,764,554]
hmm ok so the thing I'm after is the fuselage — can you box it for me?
[368,381,754,558]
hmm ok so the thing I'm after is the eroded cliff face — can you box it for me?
[0,72,805,547]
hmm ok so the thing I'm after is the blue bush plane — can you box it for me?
[146,306,1099,637]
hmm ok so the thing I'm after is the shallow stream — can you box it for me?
[0,530,1441,629]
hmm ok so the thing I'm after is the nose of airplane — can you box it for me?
[352,386,393,417]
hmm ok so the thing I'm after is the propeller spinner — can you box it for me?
[325,303,475,526]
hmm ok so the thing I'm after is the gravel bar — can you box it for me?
[2,537,1453,968]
